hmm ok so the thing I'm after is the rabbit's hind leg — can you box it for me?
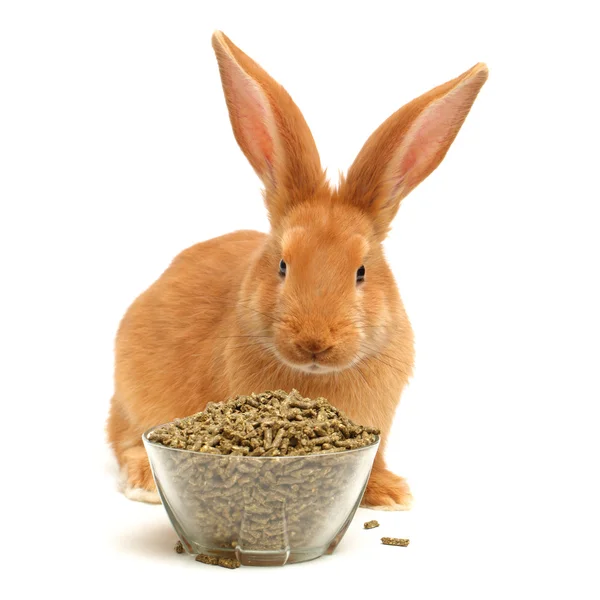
[119,445,160,504]
[361,467,413,510]
[107,395,160,504]
[361,452,413,511]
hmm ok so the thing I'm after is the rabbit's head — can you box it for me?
[212,32,487,375]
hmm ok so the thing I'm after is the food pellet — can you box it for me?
[148,389,379,456]
[174,540,184,554]
[381,537,410,547]
[217,557,241,569]
[146,390,380,552]
[195,554,240,569]
[364,520,380,529]
[195,554,220,565]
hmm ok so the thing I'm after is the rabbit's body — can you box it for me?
[109,222,414,506]
[110,230,266,439]
[107,31,487,509]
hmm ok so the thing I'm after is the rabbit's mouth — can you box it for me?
[271,324,361,374]
[271,345,354,375]
[290,362,345,375]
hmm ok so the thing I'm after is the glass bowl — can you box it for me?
[143,426,379,566]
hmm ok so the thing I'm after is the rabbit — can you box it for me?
[107,31,488,508]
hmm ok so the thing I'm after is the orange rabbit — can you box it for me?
[107,31,488,508]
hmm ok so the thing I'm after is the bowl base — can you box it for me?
[185,542,330,566]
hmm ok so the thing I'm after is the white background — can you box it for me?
[1,1,599,598]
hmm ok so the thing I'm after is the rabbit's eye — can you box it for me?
[356,265,366,283]
[279,259,287,277]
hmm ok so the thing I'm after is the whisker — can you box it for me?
[360,352,410,378]
[235,302,284,325]
[206,335,273,340]
[191,340,273,355]
[360,342,410,368]
[227,342,273,350]
[188,301,284,325]
[353,361,370,386]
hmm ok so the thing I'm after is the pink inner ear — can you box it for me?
[392,90,466,190]
[229,68,275,173]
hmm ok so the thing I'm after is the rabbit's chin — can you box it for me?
[274,353,355,375]
[291,364,344,375]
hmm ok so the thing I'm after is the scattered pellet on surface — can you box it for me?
[381,537,410,547]
[364,520,380,529]
[174,540,184,554]
[195,554,220,565]
[195,554,240,569]
[217,557,241,569]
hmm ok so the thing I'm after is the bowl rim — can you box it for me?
[142,423,380,460]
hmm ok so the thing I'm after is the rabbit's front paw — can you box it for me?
[118,446,160,504]
[361,468,413,511]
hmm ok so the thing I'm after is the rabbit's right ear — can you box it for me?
[339,63,488,240]
[212,32,325,225]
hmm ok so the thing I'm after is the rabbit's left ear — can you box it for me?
[212,31,325,225]
[340,63,488,240]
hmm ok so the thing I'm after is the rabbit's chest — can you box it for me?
[222,355,404,431]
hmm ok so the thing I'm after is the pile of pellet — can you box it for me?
[146,390,379,552]
[147,389,379,456]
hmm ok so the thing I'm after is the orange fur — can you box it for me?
[107,31,488,509]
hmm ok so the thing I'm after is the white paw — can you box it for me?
[118,467,161,504]
[363,502,412,511]
[363,494,414,511]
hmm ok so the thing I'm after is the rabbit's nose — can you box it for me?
[295,339,333,356]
